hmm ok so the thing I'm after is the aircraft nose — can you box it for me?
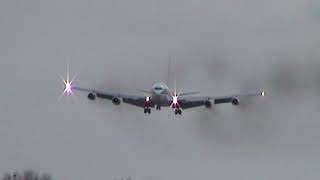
[153,89,164,95]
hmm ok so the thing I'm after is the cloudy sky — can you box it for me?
[1,0,320,179]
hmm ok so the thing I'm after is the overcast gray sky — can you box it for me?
[1,0,320,179]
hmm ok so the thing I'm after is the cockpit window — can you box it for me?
[153,83,168,91]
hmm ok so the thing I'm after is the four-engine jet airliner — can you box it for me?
[61,63,265,115]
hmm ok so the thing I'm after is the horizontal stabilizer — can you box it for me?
[179,92,200,96]
[138,89,152,94]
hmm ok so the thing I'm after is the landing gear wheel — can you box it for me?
[175,109,182,115]
[144,108,151,114]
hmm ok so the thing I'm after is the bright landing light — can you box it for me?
[171,91,180,108]
[172,95,178,104]
[261,91,266,96]
[64,80,73,94]
[60,65,76,96]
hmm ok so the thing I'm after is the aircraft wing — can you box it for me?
[178,92,265,109]
[73,87,154,108]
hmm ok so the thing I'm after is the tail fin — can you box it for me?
[166,56,177,93]
[167,56,171,87]
[166,58,200,96]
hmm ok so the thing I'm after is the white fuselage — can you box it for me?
[151,83,172,107]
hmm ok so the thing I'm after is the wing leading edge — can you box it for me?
[72,87,265,111]
[179,92,265,109]
[73,87,154,108]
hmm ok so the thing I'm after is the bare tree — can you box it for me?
[2,170,51,180]
[39,174,51,180]
[23,170,38,180]
[2,173,11,180]
[12,171,22,180]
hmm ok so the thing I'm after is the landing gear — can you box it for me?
[156,105,161,111]
[175,108,182,115]
[144,108,151,114]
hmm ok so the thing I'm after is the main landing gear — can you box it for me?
[144,108,151,114]
[175,108,182,115]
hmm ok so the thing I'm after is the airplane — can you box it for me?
[61,62,265,115]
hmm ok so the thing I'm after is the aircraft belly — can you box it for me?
[161,95,171,106]
[152,94,171,107]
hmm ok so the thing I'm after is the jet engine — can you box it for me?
[204,100,212,108]
[112,97,121,105]
[231,97,240,106]
[87,93,96,101]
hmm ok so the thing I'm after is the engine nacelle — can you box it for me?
[204,100,212,108]
[88,93,96,101]
[231,97,240,106]
[112,97,121,105]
